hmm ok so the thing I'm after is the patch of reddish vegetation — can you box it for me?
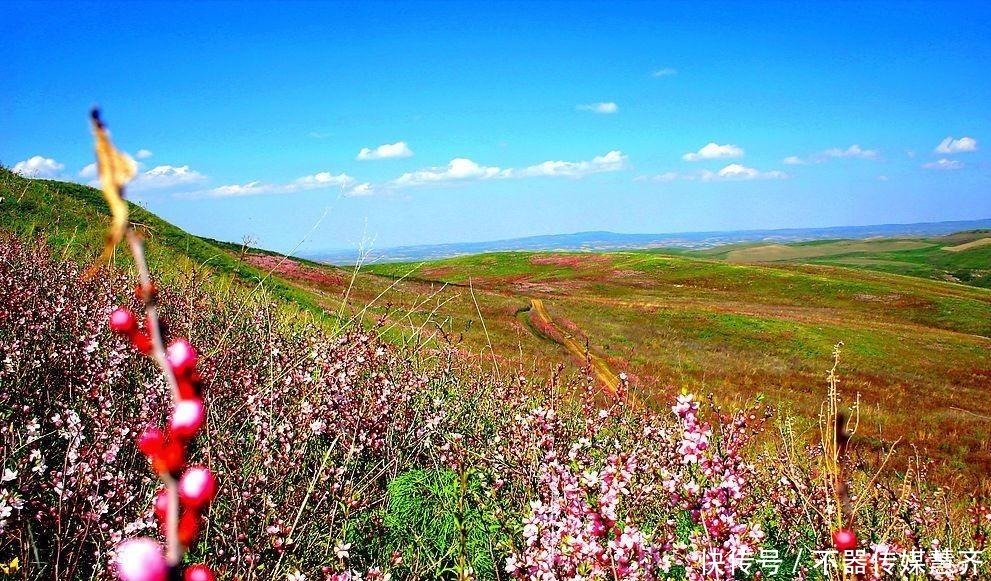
[528,309,566,344]
[244,254,345,288]
[514,281,562,294]
[529,254,609,268]
[555,315,587,340]
[611,269,643,278]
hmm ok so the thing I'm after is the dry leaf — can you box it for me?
[85,109,137,277]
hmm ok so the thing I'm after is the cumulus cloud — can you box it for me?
[78,162,206,191]
[391,151,629,187]
[356,141,414,160]
[135,149,154,159]
[652,67,677,77]
[577,102,618,114]
[702,163,788,181]
[923,158,964,171]
[682,143,744,162]
[392,158,506,187]
[512,150,628,178]
[79,163,98,178]
[129,165,207,191]
[782,155,807,165]
[12,156,64,178]
[346,183,374,197]
[935,136,977,154]
[190,170,360,198]
[822,144,878,159]
[638,164,787,183]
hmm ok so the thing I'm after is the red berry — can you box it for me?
[151,440,185,475]
[115,537,168,581]
[152,488,169,522]
[131,331,153,355]
[177,374,202,400]
[184,564,216,581]
[109,307,138,334]
[167,339,198,377]
[178,466,217,509]
[177,510,201,547]
[137,427,164,457]
[170,399,205,440]
[833,528,857,552]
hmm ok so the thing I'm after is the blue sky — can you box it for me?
[3,1,990,254]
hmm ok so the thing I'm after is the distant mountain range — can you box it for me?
[303,218,991,265]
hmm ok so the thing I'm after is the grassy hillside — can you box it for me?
[0,168,346,323]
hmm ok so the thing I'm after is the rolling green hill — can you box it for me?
[688,233,991,287]
[0,167,345,324]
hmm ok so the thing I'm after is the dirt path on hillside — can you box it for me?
[529,298,622,395]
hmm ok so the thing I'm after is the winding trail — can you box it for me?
[529,298,621,395]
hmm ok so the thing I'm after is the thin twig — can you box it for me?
[125,229,183,566]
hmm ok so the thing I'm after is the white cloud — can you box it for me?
[293,171,354,189]
[702,163,788,181]
[135,149,154,159]
[131,165,207,191]
[822,144,878,159]
[356,141,414,160]
[207,181,266,197]
[392,158,507,187]
[12,156,64,178]
[923,158,964,171]
[782,155,807,165]
[877,175,889,181]
[192,170,356,198]
[935,136,977,154]
[682,142,744,162]
[392,151,629,187]
[346,183,374,197]
[512,150,629,178]
[78,161,205,190]
[652,68,677,77]
[638,164,787,183]
[79,163,98,178]
[577,102,618,114]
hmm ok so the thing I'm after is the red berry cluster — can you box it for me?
[833,528,858,552]
[110,305,217,581]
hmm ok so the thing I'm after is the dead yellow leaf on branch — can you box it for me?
[85,108,137,278]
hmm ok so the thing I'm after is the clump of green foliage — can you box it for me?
[383,469,503,579]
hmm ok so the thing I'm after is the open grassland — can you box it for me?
[352,251,991,485]
[3,169,989,487]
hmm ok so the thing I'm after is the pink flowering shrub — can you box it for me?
[498,389,770,580]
